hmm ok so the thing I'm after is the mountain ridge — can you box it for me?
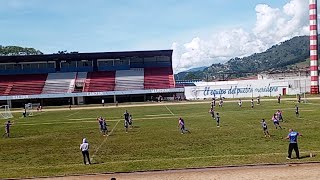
[175,35,311,81]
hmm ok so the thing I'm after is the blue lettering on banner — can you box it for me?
[195,85,279,97]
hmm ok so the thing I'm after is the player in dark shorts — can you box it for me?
[250,99,254,108]
[261,119,270,137]
[178,118,190,134]
[124,110,130,133]
[238,99,242,108]
[219,98,223,107]
[97,117,104,133]
[272,114,282,129]
[129,114,133,128]
[257,96,260,105]
[216,113,220,127]
[209,108,215,119]
[2,120,13,138]
[102,118,108,136]
[212,97,216,107]
[277,95,281,104]
[295,105,299,117]
[277,110,284,122]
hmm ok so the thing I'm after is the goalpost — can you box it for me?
[0,105,13,119]
[24,103,41,117]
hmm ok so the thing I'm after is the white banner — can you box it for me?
[185,80,289,100]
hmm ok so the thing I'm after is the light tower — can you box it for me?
[310,0,319,94]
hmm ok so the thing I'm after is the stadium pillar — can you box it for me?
[6,100,12,108]
[113,95,117,103]
[310,0,319,94]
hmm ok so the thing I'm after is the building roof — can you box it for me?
[0,49,173,63]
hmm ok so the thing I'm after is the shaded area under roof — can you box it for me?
[0,50,173,63]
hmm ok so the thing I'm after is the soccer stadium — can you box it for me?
[1,0,320,179]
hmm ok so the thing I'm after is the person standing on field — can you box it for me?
[286,129,302,159]
[80,138,91,165]
[2,120,13,138]
[295,105,299,117]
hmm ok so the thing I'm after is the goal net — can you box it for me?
[0,105,13,119]
[24,103,41,117]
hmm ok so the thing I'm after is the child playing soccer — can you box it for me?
[272,114,282,129]
[261,119,270,137]
[209,108,215,119]
[2,120,14,138]
[129,114,133,128]
[251,99,254,108]
[178,118,190,134]
[238,99,242,108]
[102,118,108,136]
[216,112,220,127]
[295,105,299,117]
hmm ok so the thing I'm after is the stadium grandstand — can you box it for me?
[0,50,184,107]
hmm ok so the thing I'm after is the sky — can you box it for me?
[0,0,310,72]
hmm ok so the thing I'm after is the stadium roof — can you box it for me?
[0,49,173,63]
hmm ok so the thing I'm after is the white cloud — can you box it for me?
[172,0,309,73]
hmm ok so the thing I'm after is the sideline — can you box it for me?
[9,97,320,113]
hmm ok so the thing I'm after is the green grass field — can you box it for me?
[0,99,320,178]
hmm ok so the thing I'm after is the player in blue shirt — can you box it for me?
[261,119,270,137]
[286,129,302,159]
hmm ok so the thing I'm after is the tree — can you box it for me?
[0,45,43,56]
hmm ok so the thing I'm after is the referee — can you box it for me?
[286,129,302,159]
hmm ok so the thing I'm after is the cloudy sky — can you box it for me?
[0,0,310,72]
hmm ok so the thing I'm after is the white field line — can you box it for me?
[66,111,80,117]
[3,150,320,170]
[145,114,173,117]
[9,97,320,113]
[165,105,175,115]
[90,119,121,162]
[15,116,178,126]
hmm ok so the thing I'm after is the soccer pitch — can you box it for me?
[1,99,320,178]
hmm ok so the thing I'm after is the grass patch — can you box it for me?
[0,99,320,178]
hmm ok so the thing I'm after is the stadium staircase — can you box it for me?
[84,71,115,92]
[114,68,144,91]
[0,74,48,95]
[42,72,76,94]
[144,67,175,89]
[73,72,87,93]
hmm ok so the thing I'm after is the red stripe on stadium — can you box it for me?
[310,36,318,40]
[311,76,319,81]
[310,25,317,30]
[310,55,318,60]
[310,66,319,71]
[310,45,318,50]
[310,15,317,20]
[310,4,317,9]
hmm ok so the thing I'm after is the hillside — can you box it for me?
[175,35,310,81]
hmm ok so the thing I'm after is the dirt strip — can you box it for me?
[31,163,320,180]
